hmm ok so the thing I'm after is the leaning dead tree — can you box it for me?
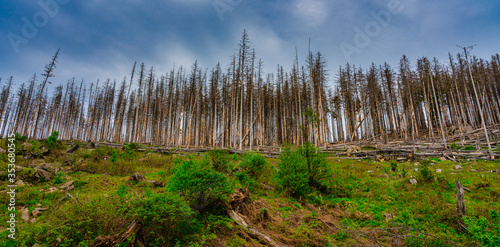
[1,38,500,154]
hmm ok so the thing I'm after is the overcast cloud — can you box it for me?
[1,0,499,87]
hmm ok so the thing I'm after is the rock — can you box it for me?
[21,207,29,222]
[436,169,442,173]
[30,218,36,223]
[409,179,417,185]
[34,163,58,181]
[32,210,42,218]
[471,169,478,172]
[439,157,446,161]
[454,165,463,170]
[414,163,419,166]
[33,244,42,247]
[31,208,48,218]
[347,145,361,153]
[0,148,6,154]
[15,180,26,187]
[22,143,32,150]
[379,173,390,179]
[367,170,374,173]
[430,163,435,166]
[59,181,75,191]
[47,187,58,193]
[414,168,418,172]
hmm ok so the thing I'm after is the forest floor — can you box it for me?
[1,137,499,247]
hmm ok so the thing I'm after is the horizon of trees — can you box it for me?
[1,31,499,149]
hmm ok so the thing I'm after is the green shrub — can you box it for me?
[240,151,267,179]
[206,149,230,173]
[463,145,475,151]
[277,145,310,198]
[53,171,64,185]
[168,160,232,213]
[449,142,460,150]
[14,132,28,143]
[298,142,331,189]
[236,171,257,189]
[390,162,398,172]
[464,210,500,247]
[110,149,118,163]
[131,191,198,245]
[116,184,131,205]
[46,131,59,149]
[122,145,134,159]
[419,161,433,183]
[126,142,140,149]
[232,154,239,161]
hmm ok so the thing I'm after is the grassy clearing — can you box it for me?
[0,136,499,246]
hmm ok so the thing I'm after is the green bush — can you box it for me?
[449,142,460,150]
[168,160,233,213]
[131,191,198,245]
[53,171,64,185]
[419,161,433,183]
[240,151,267,179]
[110,149,118,163]
[236,171,257,189]
[14,132,28,143]
[298,143,330,188]
[122,145,134,159]
[116,184,131,205]
[277,145,310,198]
[46,131,59,149]
[277,143,332,197]
[464,210,500,247]
[463,145,475,151]
[126,142,141,149]
[206,149,230,173]
[390,162,398,172]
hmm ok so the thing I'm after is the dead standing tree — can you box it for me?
[27,49,60,139]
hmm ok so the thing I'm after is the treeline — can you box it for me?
[1,31,499,148]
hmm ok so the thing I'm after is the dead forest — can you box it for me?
[1,32,500,153]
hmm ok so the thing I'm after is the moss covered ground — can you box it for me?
[0,136,499,246]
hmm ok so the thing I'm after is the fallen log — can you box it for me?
[92,220,143,247]
[127,173,165,187]
[227,210,287,247]
[66,144,80,153]
[226,189,287,247]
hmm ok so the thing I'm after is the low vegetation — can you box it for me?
[0,136,499,246]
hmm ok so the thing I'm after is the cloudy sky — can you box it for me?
[1,0,499,87]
